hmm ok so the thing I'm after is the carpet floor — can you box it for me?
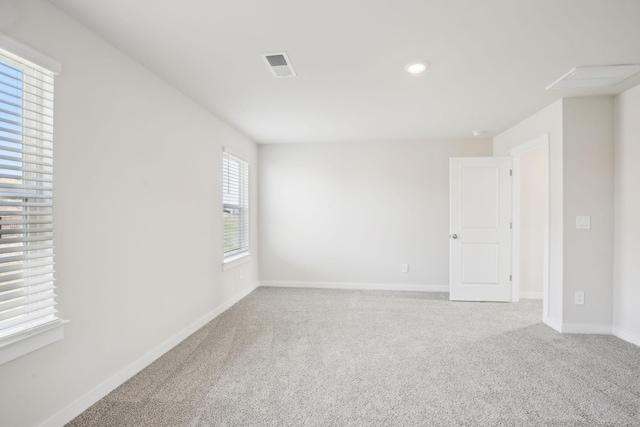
[67,287,640,426]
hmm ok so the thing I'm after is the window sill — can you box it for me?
[0,320,68,366]
[223,252,251,270]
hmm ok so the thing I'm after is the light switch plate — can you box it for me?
[576,216,591,229]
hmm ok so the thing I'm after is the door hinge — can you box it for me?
[510,222,512,229]
[510,169,512,176]
[509,274,512,282]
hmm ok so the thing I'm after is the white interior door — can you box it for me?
[450,157,512,301]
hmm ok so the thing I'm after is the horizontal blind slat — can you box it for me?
[0,265,55,282]
[0,282,55,303]
[0,235,53,245]
[0,312,57,338]
[0,305,57,330]
[0,154,53,167]
[0,226,53,236]
[0,243,54,255]
[0,138,54,155]
[0,289,56,312]
[0,163,53,175]
[0,56,55,84]
[0,116,53,135]
[0,91,54,118]
[0,192,53,200]
[0,275,55,292]
[0,219,52,226]
[0,258,54,274]
[0,106,53,127]
[0,251,53,264]
[0,298,55,322]
[0,125,53,143]
[0,70,55,98]
[0,173,53,183]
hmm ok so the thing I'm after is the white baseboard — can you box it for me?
[259,281,449,293]
[612,327,640,347]
[543,315,562,332]
[561,323,612,335]
[41,282,259,427]
[519,291,543,300]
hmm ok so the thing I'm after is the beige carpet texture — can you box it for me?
[67,287,640,426]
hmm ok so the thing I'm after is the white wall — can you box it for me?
[0,1,259,426]
[494,97,615,333]
[259,140,491,289]
[493,100,563,328]
[561,97,614,331]
[518,148,544,299]
[613,84,640,345]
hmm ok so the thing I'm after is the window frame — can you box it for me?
[222,148,250,269]
[0,37,66,366]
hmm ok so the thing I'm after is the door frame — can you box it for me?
[509,134,550,317]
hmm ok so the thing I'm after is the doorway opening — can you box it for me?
[509,134,550,319]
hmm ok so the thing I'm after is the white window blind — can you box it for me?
[222,150,249,259]
[0,47,58,341]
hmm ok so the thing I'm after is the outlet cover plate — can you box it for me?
[576,216,591,229]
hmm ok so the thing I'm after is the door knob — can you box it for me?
[451,234,458,239]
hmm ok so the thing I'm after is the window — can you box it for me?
[0,43,63,364]
[222,150,249,263]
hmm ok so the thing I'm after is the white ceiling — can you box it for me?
[48,0,640,144]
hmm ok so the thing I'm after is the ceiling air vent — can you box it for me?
[546,64,640,90]
[261,52,296,78]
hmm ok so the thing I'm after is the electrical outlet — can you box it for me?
[575,291,585,305]
[401,263,409,273]
[576,216,591,229]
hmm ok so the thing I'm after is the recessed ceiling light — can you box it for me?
[406,62,428,74]
[472,130,487,137]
